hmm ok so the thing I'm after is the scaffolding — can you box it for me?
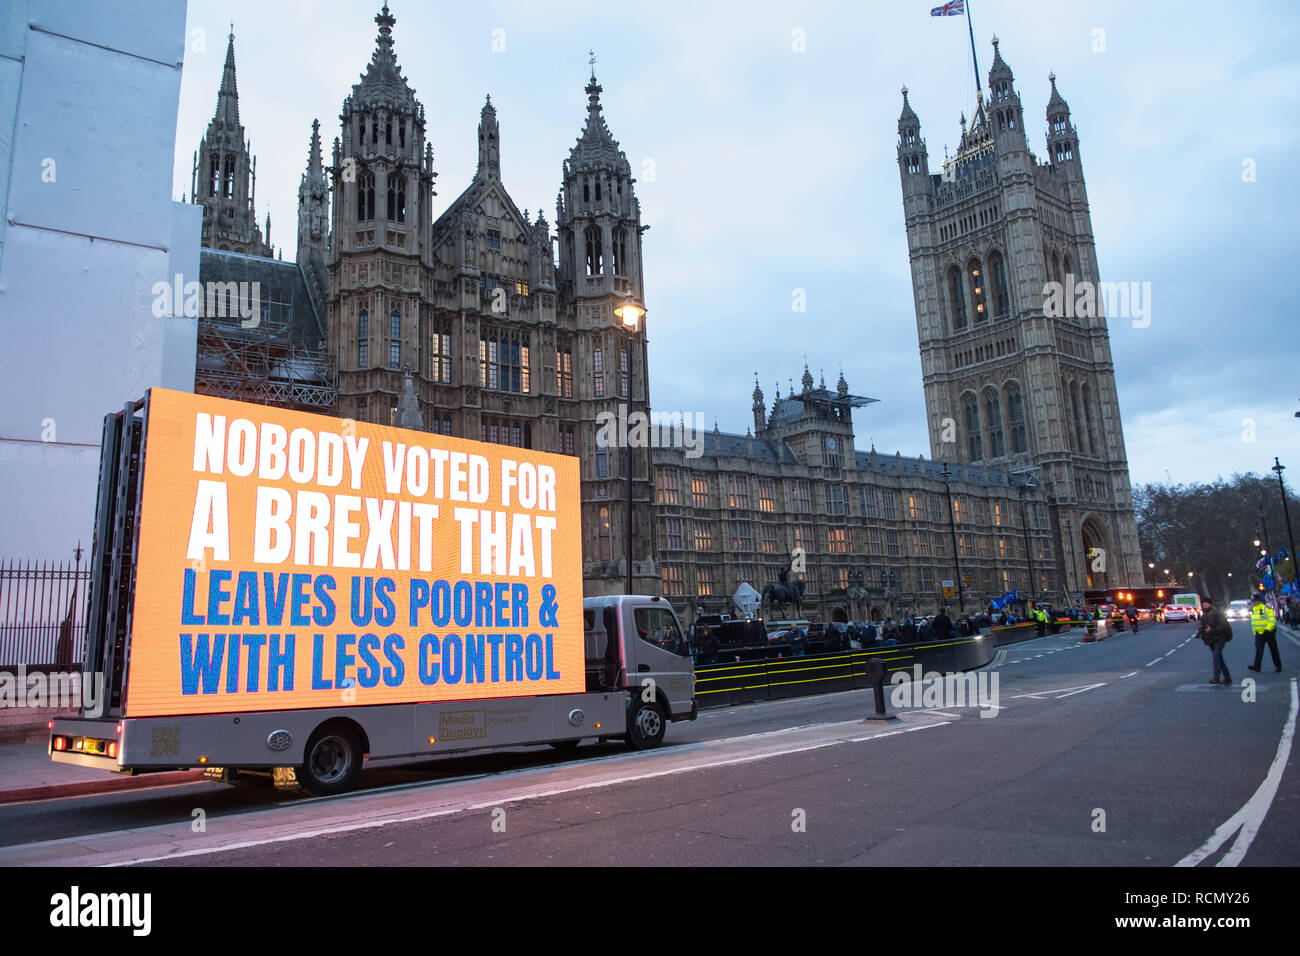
[193,267,337,412]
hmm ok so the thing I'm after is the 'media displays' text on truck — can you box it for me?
[50,388,695,794]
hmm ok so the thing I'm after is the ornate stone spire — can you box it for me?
[477,93,500,180]
[215,28,240,127]
[353,3,417,108]
[837,367,849,396]
[801,363,814,393]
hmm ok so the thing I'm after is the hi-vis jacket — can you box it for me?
[1252,602,1277,635]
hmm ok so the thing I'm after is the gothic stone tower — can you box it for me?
[897,38,1141,591]
[326,3,436,425]
[190,30,272,257]
[555,68,655,596]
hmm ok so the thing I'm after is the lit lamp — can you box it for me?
[613,300,643,595]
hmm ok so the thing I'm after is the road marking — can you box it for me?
[1164,650,1176,657]
[100,718,949,866]
[1120,671,1139,679]
[990,649,1008,668]
[1177,678,1298,867]
[1006,682,1107,701]
[1145,658,1163,667]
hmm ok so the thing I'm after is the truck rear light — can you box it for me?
[116,723,123,735]
[74,738,84,750]
[47,720,53,730]
[107,742,117,759]
[53,736,67,751]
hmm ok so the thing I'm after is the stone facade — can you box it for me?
[189,31,273,258]
[896,38,1142,592]
[319,5,653,597]
[652,368,1056,628]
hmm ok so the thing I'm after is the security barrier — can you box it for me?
[695,634,996,709]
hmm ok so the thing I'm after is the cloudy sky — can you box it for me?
[171,0,1300,488]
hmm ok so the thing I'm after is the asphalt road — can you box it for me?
[1,619,1295,867]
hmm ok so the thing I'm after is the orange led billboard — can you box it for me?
[125,388,584,717]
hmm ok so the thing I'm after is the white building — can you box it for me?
[0,0,201,561]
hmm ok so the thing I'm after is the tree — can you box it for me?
[1134,473,1300,604]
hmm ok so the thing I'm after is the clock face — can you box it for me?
[827,436,838,451]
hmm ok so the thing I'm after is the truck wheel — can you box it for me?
[298,724,363,796]
[625,698,667,750]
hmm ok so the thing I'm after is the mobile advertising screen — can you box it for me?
[124,388,583,717]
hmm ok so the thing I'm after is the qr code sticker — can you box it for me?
[150,725,181,757]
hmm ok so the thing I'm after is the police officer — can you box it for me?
[1247,593,1282,673]
[1029,600,1047,638]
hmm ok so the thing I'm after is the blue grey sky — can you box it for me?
[172,0,1300,487]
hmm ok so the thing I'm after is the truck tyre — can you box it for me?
[625,698,667,750]
[298,723,363,796]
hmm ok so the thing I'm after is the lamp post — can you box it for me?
[614,300,643,594]
[941,466,964,613]
[1018,483,1035,602]
[1065,519,1083,601]
[1272,458,1297,603]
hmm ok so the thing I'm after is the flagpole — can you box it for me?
[966,0,982,92]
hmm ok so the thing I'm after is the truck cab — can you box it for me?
[583,595,696,748]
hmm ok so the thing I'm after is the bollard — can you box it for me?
[862,656,898,722]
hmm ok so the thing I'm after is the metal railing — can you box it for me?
[0,557,90,668]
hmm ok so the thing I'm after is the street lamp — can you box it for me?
[1273,458,1297,603]
[1017,479,1035,603]
[940,466,964,613]
[614,300,643,595]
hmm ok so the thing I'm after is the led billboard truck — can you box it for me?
[51,389,695,794]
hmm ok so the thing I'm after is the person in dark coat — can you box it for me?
[933,607,954,640]
[1198,596,1233,685]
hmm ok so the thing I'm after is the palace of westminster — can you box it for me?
[187,5,1142,625]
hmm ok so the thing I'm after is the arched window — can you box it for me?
[1006,383,1027,454]
[612,227,627,276]
[1051,251,1063,285]
[595,180,602,201]
[385,118,392,145]
[389,309,401,369]
[968,258,988,322]
[1062,254,1072,281]
[357,172,375,221]
[1070,381,1085,452]
[371,116,378,144]
[584,226,602,276]
[948,266,967,331]
[964,395,982,461]
[1082,382,1097,456]
[593,345,605,397]
[985,390,1005,458]
[223,155,234,198]
[583,180,590,203]
[386,174,405,222]
[209,156,219,197]
[357,308,369,368]
[989,250,1010,317]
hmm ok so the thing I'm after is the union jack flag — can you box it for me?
[931,0,965,15]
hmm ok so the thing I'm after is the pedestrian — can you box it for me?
[1247,592,1282,673]
[1197,596,1233,685]
[933,606,954,640]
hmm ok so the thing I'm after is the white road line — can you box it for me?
[1177,679,1299,867]
[1164,650,1176,657]
[1146,658,1163,667]
[1120,671,1139,679]
[1005,682,1107,701]
[104,719,948,866]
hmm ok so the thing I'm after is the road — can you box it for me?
[1,619,1296,867]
